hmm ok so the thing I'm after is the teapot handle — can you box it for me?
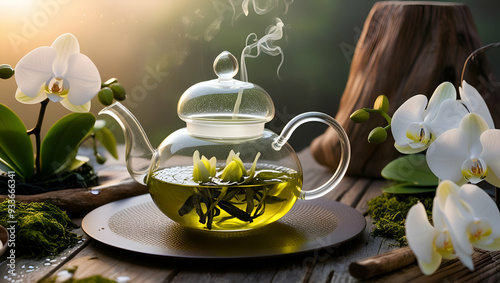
[272,112,351,200]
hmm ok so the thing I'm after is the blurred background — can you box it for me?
[1,0,499,152]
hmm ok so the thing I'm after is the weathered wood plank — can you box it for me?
[41,241,178,282]
[299,147,357,204]
[355,179,386,214]
[305,179,402,283]
[338,178,370,208]
[299,147,335,190]
[169,259,311,283]
[306,216,398,283]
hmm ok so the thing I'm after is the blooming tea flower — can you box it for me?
[220,150,260,183]
[192,150,261,183]
[192,150,216,183]
[14,33,101,112]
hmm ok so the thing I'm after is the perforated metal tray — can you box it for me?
[82,194,365,259]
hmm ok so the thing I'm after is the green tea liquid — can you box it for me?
[148,165,302,231]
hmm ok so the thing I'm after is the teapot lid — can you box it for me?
[177,51,275,139]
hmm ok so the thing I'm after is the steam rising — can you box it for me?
[240,17,285,82]
[233,18,285,118]
[241,0,295,16]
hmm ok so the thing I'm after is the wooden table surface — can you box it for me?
[1,148,499,282]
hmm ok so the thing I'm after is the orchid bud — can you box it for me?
[0,64,14,79]
[101,77,118,88]
[110,83,126,101]
[368,127,387,143]
[373,95,389,113]
[350,109,370,123]
[95,152,107,164]
[98,87,114,106]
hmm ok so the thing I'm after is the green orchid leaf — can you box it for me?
[381,154,438,186]
[40,113,95,177]
[382,181,436,194]
[0,104,34,180]
[94,125,118,159]
[68,156,90,172]
[93,119,106,131]
[382,185,436,194]
[0,146,21,175]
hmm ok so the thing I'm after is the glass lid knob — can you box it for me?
[213,51,238,80]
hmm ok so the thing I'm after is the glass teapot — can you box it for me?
[100,51,350,232]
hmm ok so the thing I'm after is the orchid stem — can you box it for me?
[380,111,392,125]
[27,98,50,176]
[496,187,500,210]
[364,108,392,125]
[461,42,500,83]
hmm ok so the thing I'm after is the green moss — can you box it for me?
[366,193,433,246]
[0,200,78,258]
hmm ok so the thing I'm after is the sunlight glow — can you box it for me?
[0,0,37,11]
[0,0,41,18]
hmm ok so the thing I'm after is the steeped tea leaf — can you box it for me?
[265,195,286,204]
[246,188,255,214]
[179,195,197,216]
[218,201,253,222]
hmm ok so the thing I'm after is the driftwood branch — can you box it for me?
[311,1,500,177]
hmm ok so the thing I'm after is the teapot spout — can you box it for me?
[99,102,156,186]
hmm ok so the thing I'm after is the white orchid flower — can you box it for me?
[14,33,101,112]
[427,113,500,187]
[391,82,468,154]
[433,181,474,270]
[441,183,500,270]
[406,200,456,275]
[406,180,481,275]
[431,181,500,271]
[459,80,495,129]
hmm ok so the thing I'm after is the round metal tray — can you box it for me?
[82,194,366,259]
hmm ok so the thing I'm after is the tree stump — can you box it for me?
[310,1,500,177]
